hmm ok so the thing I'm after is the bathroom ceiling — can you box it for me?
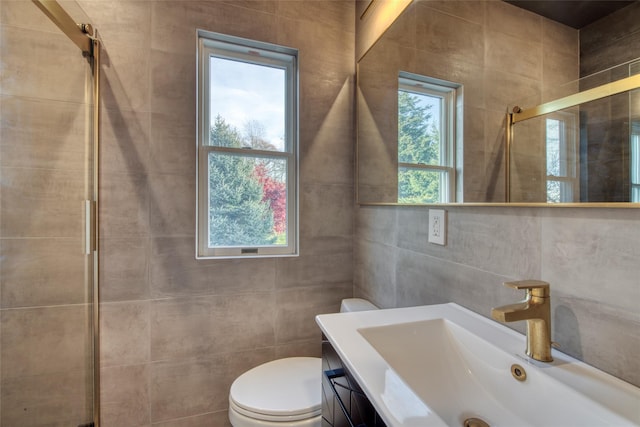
[504,0,635,29]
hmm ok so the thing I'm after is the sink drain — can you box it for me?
[463,417,490,427]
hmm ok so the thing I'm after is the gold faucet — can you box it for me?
[491,280,553,362]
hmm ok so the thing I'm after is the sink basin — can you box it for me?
[359,318,635,426]
[316,303,640,427]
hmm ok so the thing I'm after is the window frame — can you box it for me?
[196,30,299,259]
[397,72,457,203]
[631,122,640,202]
[545,113,579,203]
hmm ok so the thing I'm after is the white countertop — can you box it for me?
[315,303,640,427]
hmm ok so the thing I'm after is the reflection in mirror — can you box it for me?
[356,0,640,206]
[397,73,458,203]
[509,60,640,203]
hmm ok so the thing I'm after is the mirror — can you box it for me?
[356,0,640,205]
[508,63,640,203]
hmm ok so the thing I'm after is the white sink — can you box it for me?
[316,303,640,427]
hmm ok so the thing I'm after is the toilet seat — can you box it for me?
[229,357,321,423]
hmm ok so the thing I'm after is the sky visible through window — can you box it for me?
[412,91,440,129]
[209,56,285,150]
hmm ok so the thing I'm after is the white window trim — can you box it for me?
[196,30,299,259]
[397,72,457,203]
[631,123,640,202]
[545,112,579,203]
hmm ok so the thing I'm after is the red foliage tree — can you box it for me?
[254,163,287,234]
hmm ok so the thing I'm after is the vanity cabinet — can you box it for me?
[321,337,387,427]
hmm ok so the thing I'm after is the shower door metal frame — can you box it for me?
[505,73,640,203]
[32,1,101,426]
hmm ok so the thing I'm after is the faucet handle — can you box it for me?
[503,280,550,298]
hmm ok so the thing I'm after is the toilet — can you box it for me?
[228,298,378,427]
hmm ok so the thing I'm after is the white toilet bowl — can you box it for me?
[229,357,322,427]
[228,298,378,427]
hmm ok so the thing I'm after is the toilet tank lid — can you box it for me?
[230,357,321,418]
[340,298,378,313]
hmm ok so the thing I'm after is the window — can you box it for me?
[631,61,640,202]
[545,115,578,203]
[397,73,457,203]
[632,123,640,202]
[197,31,298,258]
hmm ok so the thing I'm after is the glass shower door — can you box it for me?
[0,1,97,426]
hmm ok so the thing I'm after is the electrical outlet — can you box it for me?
[428,209,447,246]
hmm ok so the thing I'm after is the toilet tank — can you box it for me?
[340,298,378,313]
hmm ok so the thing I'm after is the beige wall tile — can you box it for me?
[150,349,273,423]
[0,96,87,171]
[485,30,542,81]
[149,237,276,297]
[1,238,86,308]
[101,108,151,175]
[542,19,579,57]
[300,184,353,239]
[278,15,353,81]
[100,364,150,427]
[0,26,87,102]
[275,338,321,359]
[100,237,150,302]
[101,301,150,367]
[275,251,353,289]
[149,112,195,175]
[78,0,152,49]
[299,76,354,186]
[101,41,151,113]
[542,48,580,96]
[402,207,542,279]
[484,68,540,111]
[275,283,350,343]
[150,293,275,361]
[298,235,352,257]
[148,173,195,237]
[0,1,62,33]
[541,209,640,313]
[1,305,90,379]
[354,240,396,309]
[356,205,398,246]
[100,172,149,238]
[1,167,85,238]
[395,247,515,317]
[149,50,195,116]
[421,0,485,25]
[485,0,542,42]
[85,1,152,112]
[415,5,484,68]
[276,0,353,32]
[151,1,278,55]
[152,411,230,427]
[2,368,92,427]
[412,52,486,109]
[553,295,640,387]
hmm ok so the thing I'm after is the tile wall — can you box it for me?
[1,1,355,426]
[95,2,355,425]
[580,1,640,76]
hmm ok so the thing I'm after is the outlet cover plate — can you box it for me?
[428,209,447,246]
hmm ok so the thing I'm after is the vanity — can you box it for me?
[316,303,640,427]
